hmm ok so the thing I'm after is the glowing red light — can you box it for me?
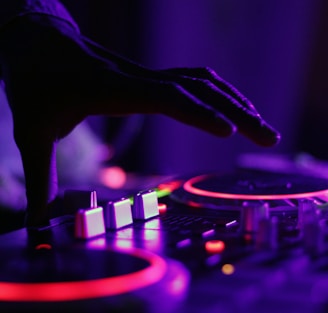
[35,244,52,250]
[157,180,182,193]
[0,248,167,302]
[205,240,225,254]
[158,203,167,214]
[184,175,328,200]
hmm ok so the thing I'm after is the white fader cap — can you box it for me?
[105,198,133,229]
[132,190,159,220]
[75,191,106,239]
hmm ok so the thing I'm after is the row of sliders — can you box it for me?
[75,190,159,239]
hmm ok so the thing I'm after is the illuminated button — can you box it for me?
[158,203,168,214]
[226,220,238,228]
[221,263,235,275]
[176,238,192,248]
[105,198,133,229]
[35,243,52,250]
[201,229,215,238]
[133,190,159,220]
[205,240,225,254]
[75,191,106,239]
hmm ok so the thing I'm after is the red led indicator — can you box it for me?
[157,180,182,193]
[158,203,167,214]
[35,244,52,250]
[205,240,225,254]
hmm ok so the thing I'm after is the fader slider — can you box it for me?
[74,191,106,239]
[105,198,133,229]
[132,190,159,220]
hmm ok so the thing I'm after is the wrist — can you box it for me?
[0,0,79,34]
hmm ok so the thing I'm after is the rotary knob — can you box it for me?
[240,202,269,233]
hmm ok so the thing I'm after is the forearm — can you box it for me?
[0,0,79,32]
[17,130,58,228]
[0,5,84,227]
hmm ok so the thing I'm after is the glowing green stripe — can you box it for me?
[128,188,171,205]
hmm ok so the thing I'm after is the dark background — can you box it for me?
[62,0,328,173]
[1,0,328,232]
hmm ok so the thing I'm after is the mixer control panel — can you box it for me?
[1,171,328,313]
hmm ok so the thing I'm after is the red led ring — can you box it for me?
[0,248,167,302]
[184,174,328,200]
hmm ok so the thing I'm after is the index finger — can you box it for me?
[172,76,280,147]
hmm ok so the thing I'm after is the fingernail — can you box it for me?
[260,121,281,146]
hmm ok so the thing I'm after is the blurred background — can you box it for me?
[0,0,327,228]
[62,0,325,174]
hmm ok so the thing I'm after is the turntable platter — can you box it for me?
[171,171,328,209]
[0,241,189,313]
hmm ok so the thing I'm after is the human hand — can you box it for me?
[0,14,280,227]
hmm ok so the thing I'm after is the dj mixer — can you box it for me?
[1,169,328,312]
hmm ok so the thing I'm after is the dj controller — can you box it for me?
[2,168,328,312]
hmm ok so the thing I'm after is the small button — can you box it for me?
[201,229,215,238]
[158,203,168,214]
[176,238,192,248]
[205,240,225,254]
